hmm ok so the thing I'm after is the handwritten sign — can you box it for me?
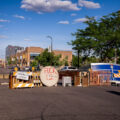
[16,72,29,80]
[40,66,59,87]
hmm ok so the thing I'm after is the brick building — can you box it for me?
[10,47,72,67]
[6,45,24,59]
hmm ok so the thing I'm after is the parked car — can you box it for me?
[23,66,41,72]
[60,66,78,71]
[23,66,32,71]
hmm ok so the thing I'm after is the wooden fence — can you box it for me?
[59,70,111,87]
[89,70,111,86]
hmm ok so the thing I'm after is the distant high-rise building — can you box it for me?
[6,45,24,59]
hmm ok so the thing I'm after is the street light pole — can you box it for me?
[115,48,117,64]
[47,36,53,51]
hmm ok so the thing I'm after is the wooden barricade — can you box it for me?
[74,76,80,86]
[82,76,89,87]
[74,71,89,87]
[9,71,43,89]
[82,72,89,87]
[89,69,111,86]
[9,71,34,89]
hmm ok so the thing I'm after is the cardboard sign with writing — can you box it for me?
[16,72,29,80]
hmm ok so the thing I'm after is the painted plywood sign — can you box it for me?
[40,66,59,87]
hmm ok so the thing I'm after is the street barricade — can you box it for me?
[89,69,111,86]
[9,71,34,89]
[9,66,59,89]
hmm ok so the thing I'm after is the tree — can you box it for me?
[34,49,62,67]
[72,55,82,67]
[7,58,12,65]
[30,60,38,67]
[72,55,99,67]
[61,56,69,66]
[7,57,17,66]
[69,11,120,63]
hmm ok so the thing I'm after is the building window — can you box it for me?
[30,53,40,60]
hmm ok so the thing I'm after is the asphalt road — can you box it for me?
[0,85,120,120]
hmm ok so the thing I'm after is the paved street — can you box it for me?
[0,85,120,120]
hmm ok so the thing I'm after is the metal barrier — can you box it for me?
[33,72,42,87]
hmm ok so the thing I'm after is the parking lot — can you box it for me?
[0,85,120,120]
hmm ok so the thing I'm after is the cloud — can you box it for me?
[58,21,69,24]
[24,38,32,41]
[21,0,80,13]
[13,14,25,19]
[73,18,89,23]
[0,19,10,22]
[71,13,77,16]
[78,0,101,9]
[0,35,8,39]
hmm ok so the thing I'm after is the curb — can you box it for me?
[0,82,9,85]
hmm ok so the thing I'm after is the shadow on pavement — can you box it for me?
[107,91,120,96]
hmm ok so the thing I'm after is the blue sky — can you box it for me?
[0,0,120,58]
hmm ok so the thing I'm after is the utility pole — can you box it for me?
[78,50,80,69]
[115,48,117,64]
[47,36,53,52]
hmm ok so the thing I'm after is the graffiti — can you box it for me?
[40,66,59,87]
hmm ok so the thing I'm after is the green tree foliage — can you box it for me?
[7,58,12,65]
[72,55,99,67]
[72,55,82,67]
[61,56,69,66]
[30,60,38,67]
[7,57,17,65]
[69,11,120,63]
[34,49,63,67]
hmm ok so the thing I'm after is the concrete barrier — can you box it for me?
[0,74,9,79]
[0,74,4,79]
[4,74,9,79]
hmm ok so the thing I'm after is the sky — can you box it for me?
[0,0,120,59]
